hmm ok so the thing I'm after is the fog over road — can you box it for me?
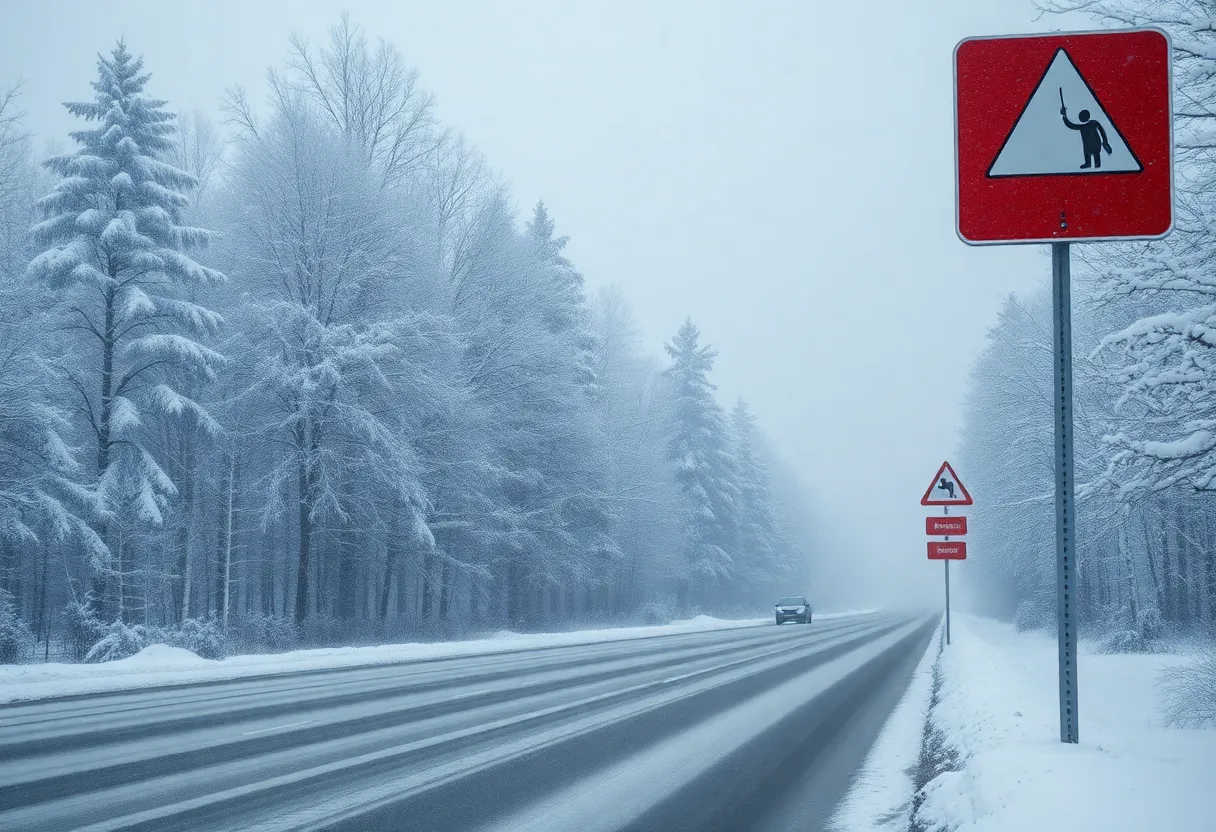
[0,612,935,832]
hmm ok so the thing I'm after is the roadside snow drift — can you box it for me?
[830,620,942,831]
[0,610,874,703]
[913,615,1216,832]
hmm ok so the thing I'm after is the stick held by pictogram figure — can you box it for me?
[1060,88,1113,169]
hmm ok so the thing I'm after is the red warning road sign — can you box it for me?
[921,461,973,506]
[927,516,968,536]
[929,541,967,560]
[955,28,1173,245]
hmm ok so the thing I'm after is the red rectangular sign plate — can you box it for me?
[955,28,1173,244]
[927,516,967,536]
[928,541,967,560]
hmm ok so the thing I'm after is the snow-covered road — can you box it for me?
[0,611,934,832]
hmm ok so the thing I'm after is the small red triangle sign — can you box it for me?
[921,461,973,506]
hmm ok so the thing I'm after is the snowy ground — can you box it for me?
[912,614,1216,832]
[0,610,875,703]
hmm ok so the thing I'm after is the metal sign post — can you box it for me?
[922,461,970,646]
[945,561,951,645]
[1052,242,1079,743]
[944,506,952,646]
[956,27,1173,745]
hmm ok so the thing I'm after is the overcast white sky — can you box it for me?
[0,0,1092,607]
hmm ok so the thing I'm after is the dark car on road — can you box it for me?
[775,596,812,625]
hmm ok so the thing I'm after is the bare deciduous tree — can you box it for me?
[164,110,225,207]
[288,13,439,188]
[0,83,30,217]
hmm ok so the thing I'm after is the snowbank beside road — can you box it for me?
[913,615,1216,832]
[0,609,875,704]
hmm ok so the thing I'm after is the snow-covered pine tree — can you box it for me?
[0,95,104,636]
[27,42,225,621]
[445,197,617,628]
[730,399,782,603]
[526,201,597,389]
[522,201,618,614]
[664,319,739,609]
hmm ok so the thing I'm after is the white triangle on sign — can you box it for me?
[987,48,1142,178]
[921,461,972,506]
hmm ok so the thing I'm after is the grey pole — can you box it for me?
[945,560,951,645]
[1052,242,1080,744]
[943,504,952,645]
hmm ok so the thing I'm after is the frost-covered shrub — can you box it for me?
[0,591,35,664]
[63,598,104,661]
[85,622,148,663]
[638,597,680,626]
[231,613,299,654]
[1013,598,1049,633]
[300,613,343,647]
[1138,607,1164,642]
[168,618,225,659]
[1096,628,1147,654]
[1093,607,1167,655]
[1161,644,1216,728]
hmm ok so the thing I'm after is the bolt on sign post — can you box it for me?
[955,28,1174,744]
[922,461,972,646]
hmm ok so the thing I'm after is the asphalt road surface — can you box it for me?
[0,611,937,832]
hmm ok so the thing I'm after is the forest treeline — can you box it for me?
[0,18,815,662]
[961,1,1216,651]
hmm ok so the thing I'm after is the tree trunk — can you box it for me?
[420,548,436,632]
[1139,508,1161,612]
[262,525,276,616]
[337,526,358,622]
[218,450,236,631]
[1160,508,1175,624]
[40,543,50,661]
[0,540,11,598]
[1092,554,1104,611]
[397,562,409,623]
[1119,516,1138,630]
[438,558,452,624]
[505,558,521,630]
[1206,517,1216,631]
[294,422,313,627]
[115,534,126,624]
[93,284,118,620]
[1175,501,1190,632]
[379,514,403,621]
[471,577,483,627]
[1206,541,1216,632]
[378,547,398,622]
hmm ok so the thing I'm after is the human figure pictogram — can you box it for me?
[1059,88,1112,169]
